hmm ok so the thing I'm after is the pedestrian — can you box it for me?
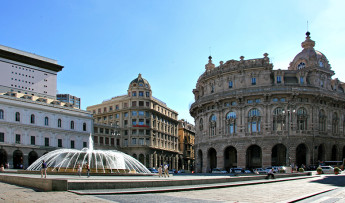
[77,163,82,177]
[0,164,4,172]
[41,160,47,178]
[265,168,275,179]
[86,163,90,178]
[158,165,163,177]
[164,164,169,178]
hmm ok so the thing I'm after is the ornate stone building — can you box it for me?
[178,119,195,171]
[87,74,181,169]
[190,32,345,173]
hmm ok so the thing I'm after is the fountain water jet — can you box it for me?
[26,134,151,174]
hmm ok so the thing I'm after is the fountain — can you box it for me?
[26,135,151,174]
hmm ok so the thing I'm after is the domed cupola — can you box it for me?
[128,73,152,97]
[288,32,331,70]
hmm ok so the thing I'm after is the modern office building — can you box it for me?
[190,32,345,173]
[57,94,81,109]
[0,45,93,169]
[87,74,181,169]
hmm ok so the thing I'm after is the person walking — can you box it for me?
[164,164,169,178]
[265,168,275,179]
[0,164,4,172]
[77,163,82,177]
[86,163,90,178]
[41,160,47,178]
[158,165,163,177]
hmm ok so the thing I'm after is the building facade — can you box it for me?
[57,94,81,109]
[0,45,93,169]
[190,33,345,173]
[87,74,181,169]
[178,119,195,171]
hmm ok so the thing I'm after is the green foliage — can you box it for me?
[298,168,304,172]
[334,167,340,172]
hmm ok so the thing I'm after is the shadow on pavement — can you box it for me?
[310,175,345,187]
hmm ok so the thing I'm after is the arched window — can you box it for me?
[332,112,339,134]
[58,119,62,128]
[273,107,285,131]
[30,114,35,124]
[209,114,216,136]
[15,112,20,122]
[44,117,49,126]
[319,110,326,132]
[199,118,203,131]
[0,109,3,119]
[70,121,74,129]
[297,108,307,130]
[226,111,236,134]
[248,108,260,133]
[83,123,87,131]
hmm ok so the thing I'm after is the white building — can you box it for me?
[0,45,92,169]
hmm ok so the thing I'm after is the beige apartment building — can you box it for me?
[178,119,195,171]
[190,32,345,173]
[87,74,181,169]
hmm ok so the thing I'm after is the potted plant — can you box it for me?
[334,167,340,175]
[299,168,304,173]
[316,167,323,175]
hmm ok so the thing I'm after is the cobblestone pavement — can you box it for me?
[1,174,345,203]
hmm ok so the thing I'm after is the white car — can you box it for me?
[320,166,334,174]
[212,168,227,174]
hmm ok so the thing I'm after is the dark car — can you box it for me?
[148,168,158,173]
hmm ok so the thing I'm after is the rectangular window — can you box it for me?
[124,139,128,146]
[138,111,144,116]
[132,119,137,125]
[251,78,256,85]
[105,137,109,145]
[100,137,104,144]
[132,130,137,135]
[58,139,62,147]
[111,138,115,146]
[0,132,4,142]
[146,102,150,107]
[255,99,261,103]
[31,136,35,145]
[109,106,113,111]
[300,77,304,84]
[124,130,128,135]
[139,91,144,97]
[116,139,120,146]
[124,103,128,108]
[115,114,119,118]
[116,105,119,110]
[124,112,128,117]
[139,138,144,145]
[139,129,144,135]
[139,119,144,125]
[229,81,233,88]
[132,101,137,107]
[71,140,75,149]
[247,100,253,104]
[139,101,144,106]
[146,92,150,97]
[272,98,278,102]
[132,111,137,116]
[132,91,137,96]
[277,76,281,83]
[280,98,286,102]
[131,138,137,145]
[15,134,20,144]
[45,137,49,146]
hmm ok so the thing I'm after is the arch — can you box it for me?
[28,151,38,166]
[209,114,217,136]
[197,150,203,173]
[246,145,262,169]
[30,114,35,124]
[296,144,308,168]
[248,108,261,133]
[207,148,217,172]
[331,145,338,161]
[224,146,237,172]
[0,109,3,119]
[0,149,8,167]
[132,153,137,159]
[226,111,236,134]
[13,150,23,169]
[44,116,49,126]
[318,144,325,162]
[145,154,150,168]
[58,119,62,128]
[70,121,75,129]
[83,123,87,131]
[271,144,287,166]
[138,154,145,165]
[15,112,20,122]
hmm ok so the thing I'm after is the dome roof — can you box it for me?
[129,73,151,89]
[288,32,331,70]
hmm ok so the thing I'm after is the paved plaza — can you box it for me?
[0,173,345,202]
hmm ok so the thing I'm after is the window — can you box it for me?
[45,137,49,146]
[209,114,217,136]
[248,109,261,133]
[83,123,87,131]
[132,101,137,107]
[211,84,214,93]
[139,111,144,116]
[58,119,62,128]
[132,111,137,116]
[247,100,253,104]
[44,117,49,126]
[31,136,35,145]
[277,76,281,83]
[0,109,3,119]
[0,132,4,142]
[124,139,128,146]
[319,110,326,132]
[15,134,20,144]
[255,99,261,103]
[15,112,20,122]
[139,101,144,106]
[124,112,128,117]
[332,112,339,134]
[300,77,304,84]
[139,138,144,145]
[30,114,35,124]
[146,92,150,97]
[103,107,107,112]
[70,121,74,129]
[71,140,75,149]
[297,108,307,130]
[272,98,278,102]
[229,81,233,88]
[273,107,285,131]
[226,112,236,134]
[132,91,137,96]
[132,119,137,125]
[139,91,144,97]
[131,138,137,145]
[115,105,119,110]
[251,78,256,85]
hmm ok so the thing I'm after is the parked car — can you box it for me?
[212,168,227,174]
[169,169,177,174]
[255,168,267,174]
[320,166,334,174]
[243,169,252,173]
[265,167,278,173]
[148,168,158,173]
[230,168,243,173]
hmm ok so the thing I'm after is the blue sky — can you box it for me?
[1,0,345,123]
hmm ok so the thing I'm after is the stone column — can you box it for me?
[150,154,153,168]
[154,153,157,168]
[217,149,224,169]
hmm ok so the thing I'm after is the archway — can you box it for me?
[207,148,217,172]
[138,154,145,165]
[318,144,325,163]
[178,158,183,170]
[224,146,237,172]
[246,145,262,169]
[0,149,8,167]
[331,145,338,160]
[28,151,38,166]
[145,154,150,168]
[272,144,287,166]
[296,144,308,168]
[197,150,203,173]
[132,154,137,159]
[13,150,23,169]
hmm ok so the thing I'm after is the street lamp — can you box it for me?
[282,109,295,167]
